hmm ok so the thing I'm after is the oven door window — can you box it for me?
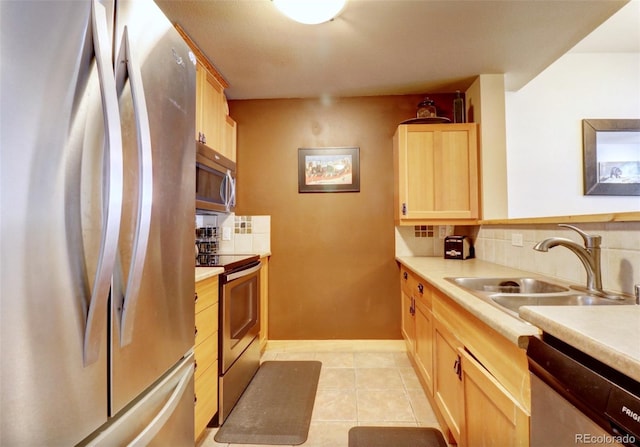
[196,162,225,206]
[229,277,258,348]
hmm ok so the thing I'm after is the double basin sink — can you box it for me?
[445,276,636,319]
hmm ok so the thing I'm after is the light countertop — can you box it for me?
[195,267,224,282]
[519,306,640,382]
[195,252,270,283]
[396,256,542,347]
[396,256,640,381]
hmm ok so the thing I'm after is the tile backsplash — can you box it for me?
[196,213,271,255]
[395,226,450,258]
[474,222,640,296]
[396,221,640,296]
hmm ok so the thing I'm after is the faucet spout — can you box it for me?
[533,226,603,294]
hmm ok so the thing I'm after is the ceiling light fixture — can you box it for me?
[272,0,346,25]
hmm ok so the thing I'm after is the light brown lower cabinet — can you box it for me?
[460,349,529,447]
[433,319,463,444]
[401,289,416,353]
[399,262,531,447]
[194,275,219,442]
[414,297,434,394]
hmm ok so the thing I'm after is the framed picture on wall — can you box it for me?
[582,119,640,196]
[298,147,360,193]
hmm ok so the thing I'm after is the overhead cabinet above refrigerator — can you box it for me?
[1,0,196,445]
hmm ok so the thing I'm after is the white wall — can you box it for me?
[505,52,640,218]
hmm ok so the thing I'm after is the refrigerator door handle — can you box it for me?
[127,361,194,446]
[114,27,154,347]
[84,0,124,367]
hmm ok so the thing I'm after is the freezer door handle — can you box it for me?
[81,353,195,446]
[114,26,154,347]
[127,361,194,446]
[84,0,124,367]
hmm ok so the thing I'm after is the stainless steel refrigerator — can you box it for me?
[0,0,196,445]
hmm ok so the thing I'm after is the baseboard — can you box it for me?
[264,339,406,353]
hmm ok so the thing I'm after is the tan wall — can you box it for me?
[230,94,444,339]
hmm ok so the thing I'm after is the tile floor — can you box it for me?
[197,350,443,447]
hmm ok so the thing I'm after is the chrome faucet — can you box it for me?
[533,224,603,294]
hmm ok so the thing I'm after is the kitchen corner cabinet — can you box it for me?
[194,274,219,442]
[399,262,531,447]
[195,61,236,162]
[393,123,479,225]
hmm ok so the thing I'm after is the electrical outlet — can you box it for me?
[222,227,232,241]
[512,233,524,247]
[439,226,447,239]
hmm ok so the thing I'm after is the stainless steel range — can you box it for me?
[208,254,262,424]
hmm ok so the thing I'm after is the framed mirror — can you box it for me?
[582,119,640,196]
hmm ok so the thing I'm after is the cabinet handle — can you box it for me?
[402,202,407,216]
[403,271,408,280]
[453,355,462,381]
[194,292,198,303]
[410,297,416,316]
[418,283,424,294]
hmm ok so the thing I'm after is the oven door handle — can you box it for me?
[225,261,261,282]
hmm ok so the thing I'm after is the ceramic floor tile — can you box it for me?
[356,421,418,427]
[353,352,396,368]
[393,351,413,368]
[312,388,358,421]
[196,428,227,447]
[318,367,356,389]
[398,366,423,389]
[213,349,443,444]
[355,368,404,390]
[356,388,415,422]
[407,388,440,425]
[315,352,354,368]
[274,351,317,361]
[301,421,353,447]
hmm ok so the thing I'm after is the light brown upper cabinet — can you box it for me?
[176,26,237,163]
[195,60,237,162]
[393,124,480,225]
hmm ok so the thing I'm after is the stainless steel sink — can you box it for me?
[447,277,569,294]
[491,294,632,315]
[445,276,637,320]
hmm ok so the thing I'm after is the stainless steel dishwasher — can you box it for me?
[527,335,639,447]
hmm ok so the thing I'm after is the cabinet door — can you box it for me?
[401,290,415,353]
[201,70,224,150]
[394,123,479,222]
[194,363,218,440]
[414,298,433,395]
[195,62,204,141]
[434,319,463,444]
[460,349,529,447]
[194,275,220,442]
[223,115,237,162]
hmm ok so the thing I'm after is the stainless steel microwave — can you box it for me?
[196,142,236,213]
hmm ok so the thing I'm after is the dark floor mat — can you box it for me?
[348,426,448,447]
[214,361,321,445]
